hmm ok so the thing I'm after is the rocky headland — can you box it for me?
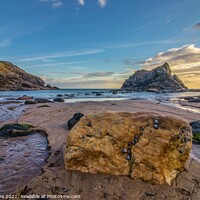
[121,63,188,93]
[0,61,59,91]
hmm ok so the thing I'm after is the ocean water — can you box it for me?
[0,89,199,102]
[0,89,199,113]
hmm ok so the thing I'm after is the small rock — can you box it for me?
[121,148,127,153]
[53,97,65,102]
[17,96,33,100]
[154,123,159,129]
[68,113,84,130]
[34,98,53,103]
[57,94,63,97]
[145,191,155,196]
[154,119,159,124]
[95,92,102,96]
[126,154,131,160]
[24,100,37,105]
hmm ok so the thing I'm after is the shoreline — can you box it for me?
[1,99,200,199]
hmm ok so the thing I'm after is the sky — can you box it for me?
[0,0,200,89]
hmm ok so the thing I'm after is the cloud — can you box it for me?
[0,39,12,48]
[139,44,200,89]
[74,71,114,78]
[16,49,103,62]
[123,58,135,66]
[52,0,62,8]
[39,0,62,9]
[77,0,84,6]
[108,40,181,49]
[27,61,86,68]
[192,22,200,30]
[98,0,107,8]
[44,70,132,88]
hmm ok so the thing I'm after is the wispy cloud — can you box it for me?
[39,0,62,9]
[77,0,84,6]
[192,22,200,30]
[108,40,182,49]
[0,39,12,48]
[98,0,107,8]
[138,44,200,89]
[71,71,114,78]
[16,49,103,62]
[52,0,62,8]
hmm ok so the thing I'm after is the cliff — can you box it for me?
[0,61,59,91]
[121,63,188,92]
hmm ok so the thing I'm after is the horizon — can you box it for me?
[0,0,200,89]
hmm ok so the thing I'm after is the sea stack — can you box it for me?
[121,63,188,92]
[65,112,192,185]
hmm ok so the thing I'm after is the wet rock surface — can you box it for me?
[65,112,192,185]
[34,98,53,103]
[67,113,84,130]
[0,132,49,194]
[53,97,65,102]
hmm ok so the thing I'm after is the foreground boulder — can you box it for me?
[121,63,188,92]
[65,112,192,185]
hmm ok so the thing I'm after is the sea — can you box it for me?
[0,89,199,113]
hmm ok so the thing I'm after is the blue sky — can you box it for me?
[0,0,200,88]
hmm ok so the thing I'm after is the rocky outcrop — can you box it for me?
[65,112,192,185]
[121,63,188,92]
[0,61,59,91]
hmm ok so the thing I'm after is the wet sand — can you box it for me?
[0,133,49,195]
[1,99,200,199]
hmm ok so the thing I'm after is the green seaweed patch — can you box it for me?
[0,123,34,137]
[193,133,200,144]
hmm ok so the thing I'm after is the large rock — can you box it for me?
[0,61,59,91]
[121,63,188,92]
[65,112,192,185]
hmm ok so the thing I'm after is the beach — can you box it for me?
[0,98,200,199]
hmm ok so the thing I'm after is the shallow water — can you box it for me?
[0,133,49,194]
[191,144,200,163]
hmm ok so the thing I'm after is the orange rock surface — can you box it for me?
[65,112,192,185]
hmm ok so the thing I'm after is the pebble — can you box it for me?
[154,119,159,124]
[126,154,131,160]
[134,135,139,143]
[128,142,132,146]
[121,148,127,153]
[154,124,159,129]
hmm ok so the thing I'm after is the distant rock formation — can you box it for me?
[0,61,59,91]
[121,63,188,92]
[65,112,192,185]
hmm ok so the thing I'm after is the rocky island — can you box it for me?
[121,63,188,93]
[0,61,59,91]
